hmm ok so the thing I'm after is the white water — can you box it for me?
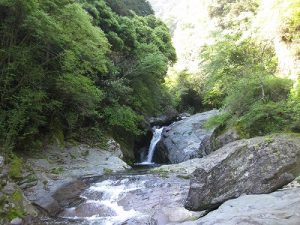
[145,127,164,163]
[61,178,146,225]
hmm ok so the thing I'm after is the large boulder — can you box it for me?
[155,110,219,163]
[191,188,300,225]
[185,134,300,211]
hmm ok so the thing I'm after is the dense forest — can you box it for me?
[0,0,176,159]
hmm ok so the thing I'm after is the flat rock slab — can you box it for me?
[191,188,300,225]
[185,134,300,211]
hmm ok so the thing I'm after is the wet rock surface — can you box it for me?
[185,134,300,211]
[155,110,219,164]
[21,140,130,216]
[34,173,202,225]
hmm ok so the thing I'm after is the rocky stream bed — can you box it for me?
[1,111,300,225]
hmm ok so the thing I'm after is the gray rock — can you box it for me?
[0,155,4,168]
[193,188,300,225]
[214,128,240,149]
[22,141,130,217]
[106,138,124,159]
[155,110,219,163]
[52,180,87,208]
[149,114,178,127]
[33,194,61,216]
[177,112,191,120]
[3,182,16,195]
[10,218,22,225]
[185,134,300,211]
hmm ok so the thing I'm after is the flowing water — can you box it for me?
[34,127,201,225]
[146,127,164,163]
[39,172,194,225]
[137,127,164,166]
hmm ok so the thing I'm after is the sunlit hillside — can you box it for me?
[148,0,300,79]
[148,0,216,73]
[253,0,300,80]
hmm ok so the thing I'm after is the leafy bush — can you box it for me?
[201,32,296,137]
[237,101,290,137]
[225,76,292,116]
[104,105,143,135]
[8,155,23,179]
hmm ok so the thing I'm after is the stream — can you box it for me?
[34,127,201,225]
[38,171,197,225]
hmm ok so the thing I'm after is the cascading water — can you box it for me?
[145,127,164,163]
[136,127,164,165]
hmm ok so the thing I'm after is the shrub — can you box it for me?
[104,105,143,136]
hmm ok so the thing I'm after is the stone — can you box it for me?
[193,188,300,225]
[52,180,87,208]
[22,141,131,217]
[10,218,22,225]
[2,182,16,195]
[177,112,191,120]
[33,194,61,216]
[155,110,219,163]
[214,128,240,149]
[107,138,123,158]
[148,109,178,126]
[185,134,300,211]
[0,156,4,168]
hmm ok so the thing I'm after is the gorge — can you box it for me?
[0,0,300,225]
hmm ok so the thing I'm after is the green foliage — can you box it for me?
[225,76,292,116]
[104,105,142,135]
[205,112,231,129]
[201,31,296,137]
[201,34,278,108]
[0,0,176,156]
[288,81,300,132]
[237,101,290,137]
[56,74,103,115]
[50,167,64,174]
[0,0,110,151]
[105,0,154,16]
[8,155,22,179]
[166,70,204,113]
[279,0,300,57]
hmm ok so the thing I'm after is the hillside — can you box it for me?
[149,0,300,79]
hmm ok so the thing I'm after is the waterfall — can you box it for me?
[145,127,164,163]
[146,127,164,163]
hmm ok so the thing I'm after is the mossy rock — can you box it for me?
[8,156,23,180]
